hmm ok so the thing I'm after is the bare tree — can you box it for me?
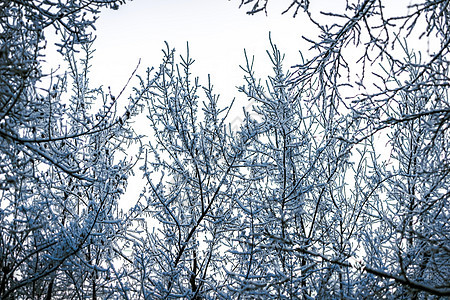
[2,0,448,298]
[355,43,450,298]
[224,36,376,298]
[236,0,309,17]
[234,0,450,298]
[124,1,450,295]
[0,1,140,298]
[125,43,251,299]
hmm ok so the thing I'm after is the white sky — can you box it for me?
[86,0,325,209]
[86,0,418,112]
[43,0,418,118]
[40,0,341,210]
[43,0,423,110]
[90,0,319,110]
[41,0,424,210]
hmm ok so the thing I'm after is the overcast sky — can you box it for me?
[40,0,330,209]
[80,0,323,207]
[42,0,420,208]
[43,0,424,103]
[43,0,417,112]
[89,0,316,107]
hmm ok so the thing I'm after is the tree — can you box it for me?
[234,0,450,298]
[236,0,309,17]
[1,0,449,299]
[0,1,140,298]
[222,36,376,299]
[355,43,450,298]
[122,1,449,297]
[125,43,252,299]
